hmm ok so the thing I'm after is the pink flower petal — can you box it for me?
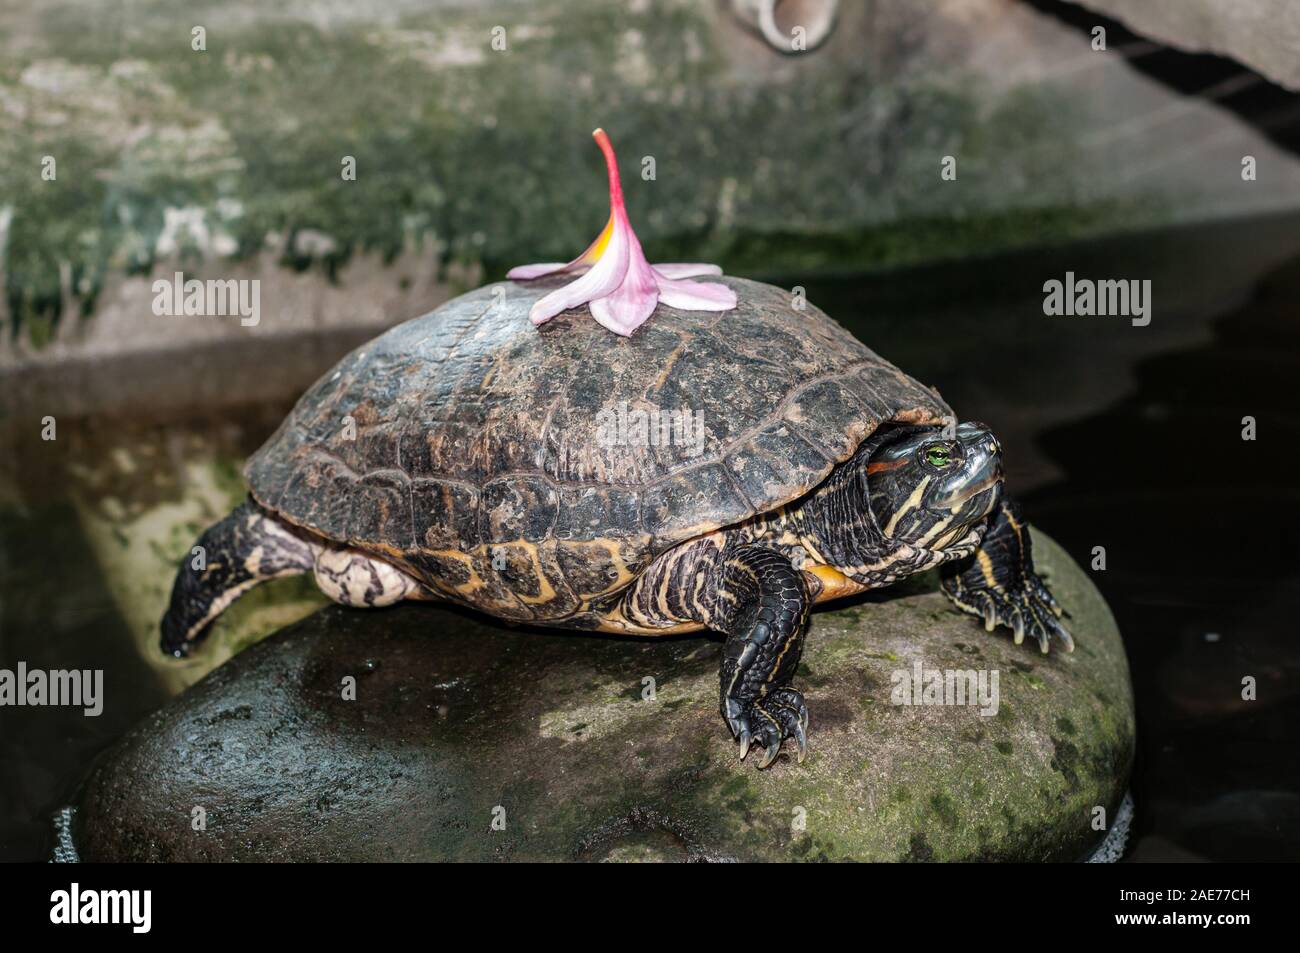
[590,225,659,335]
[506,262,576,280]
[655,275,737,312]
[651,263,722,279]
[589,285,658,336]
[529,217,630,325]
[509,214,614,281]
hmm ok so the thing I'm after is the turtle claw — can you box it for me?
[725,701,753,761]
[791,720,809,764]
[1023,573,1073,652]
[948,571,1072,653]
[992,574,1073,653]
[726,688,809,770]
[1036,615,1073,653]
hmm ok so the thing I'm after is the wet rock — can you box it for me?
[74,530,1133,862]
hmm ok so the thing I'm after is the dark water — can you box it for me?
[1024,253,1300,862]
[793,212,1300,862]
[2,213,1298,861]
[0,506,169,861]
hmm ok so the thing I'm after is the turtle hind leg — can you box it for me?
[311,546,419,608]
[160,498,317,657]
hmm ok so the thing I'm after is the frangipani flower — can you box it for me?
[508,128,737,336]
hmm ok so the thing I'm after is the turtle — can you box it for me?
[161,275,1071,768]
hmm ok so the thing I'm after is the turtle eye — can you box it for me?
[924,445,951,468]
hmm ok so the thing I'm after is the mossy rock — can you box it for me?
[73,530,1133,862]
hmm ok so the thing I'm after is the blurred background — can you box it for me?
[1,0,1298,861]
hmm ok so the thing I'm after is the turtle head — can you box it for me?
[865,421,1003,550]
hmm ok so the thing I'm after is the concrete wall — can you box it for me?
[1068,0,1300,90]
[2,0,1298,368]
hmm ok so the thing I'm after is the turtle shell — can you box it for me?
[246,276,951,620]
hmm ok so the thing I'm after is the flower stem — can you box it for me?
[592,128,626,219]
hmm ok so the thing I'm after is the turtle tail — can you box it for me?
[160,498,317,657]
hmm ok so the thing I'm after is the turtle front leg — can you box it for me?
[941,498,1073,653]
[712,545,811,769]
